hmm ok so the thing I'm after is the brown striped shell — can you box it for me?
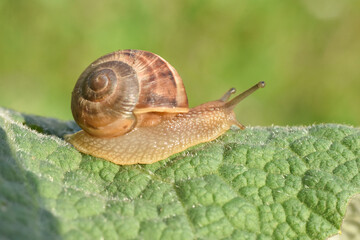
[71,49,189,138]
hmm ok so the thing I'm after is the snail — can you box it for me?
[65,49,265,165]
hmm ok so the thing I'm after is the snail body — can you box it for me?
[65,49,265,165]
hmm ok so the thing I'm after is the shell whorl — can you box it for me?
[71,49,189,138]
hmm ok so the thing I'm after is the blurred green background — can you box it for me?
[0,0,359,126]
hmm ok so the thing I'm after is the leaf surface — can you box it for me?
[0,107,359,240]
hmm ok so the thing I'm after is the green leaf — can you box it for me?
[0,107,359,240]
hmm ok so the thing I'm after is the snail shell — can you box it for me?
[71,49,188,138]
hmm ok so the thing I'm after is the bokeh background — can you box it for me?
[0,0,359,126]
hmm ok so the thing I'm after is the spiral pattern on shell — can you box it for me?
[71,49,189,138]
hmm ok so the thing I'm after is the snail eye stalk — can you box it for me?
[225,81,265,110]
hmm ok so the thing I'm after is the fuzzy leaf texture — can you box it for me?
[0,107,360,240]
